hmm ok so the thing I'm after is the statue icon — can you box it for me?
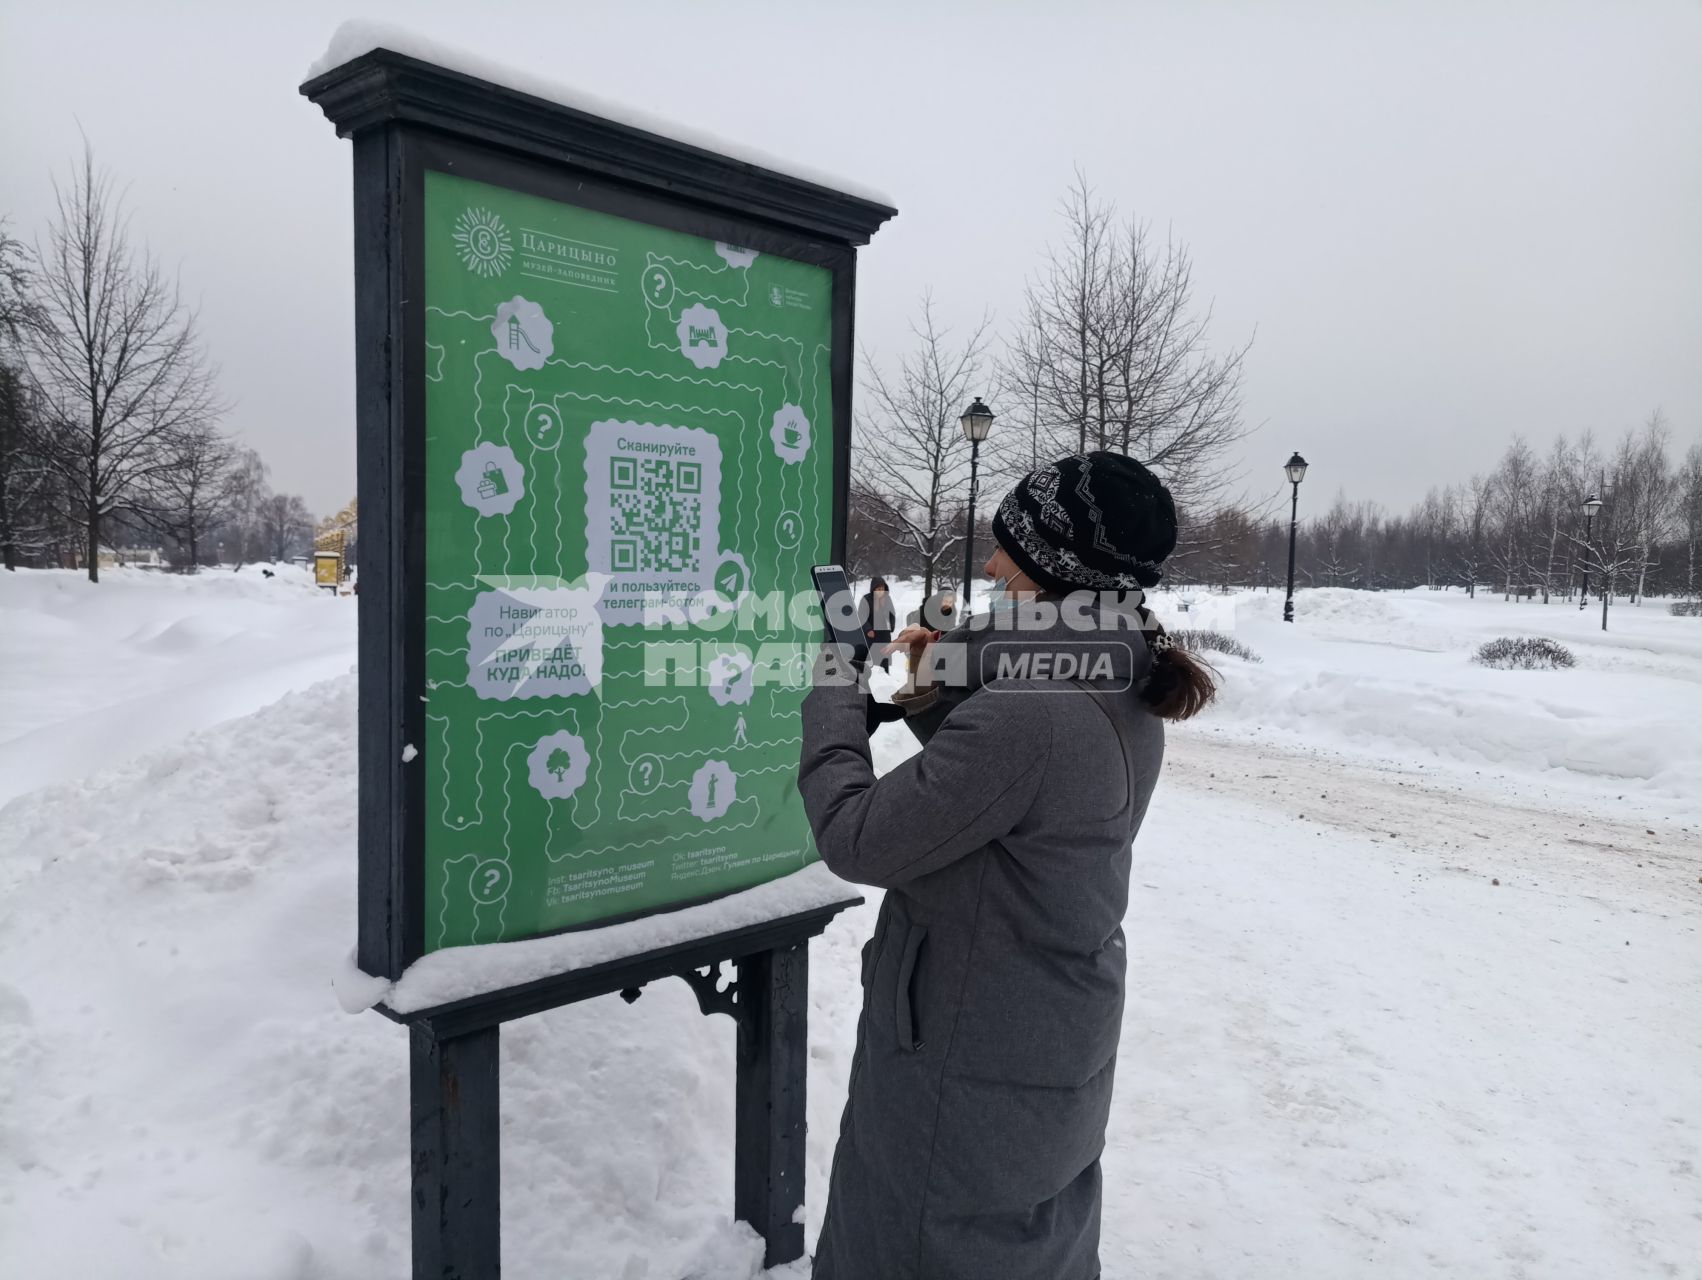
[688,760,736,821]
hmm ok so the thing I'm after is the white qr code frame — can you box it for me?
[583,419,723,624]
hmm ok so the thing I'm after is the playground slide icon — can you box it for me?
[492,296,554,371]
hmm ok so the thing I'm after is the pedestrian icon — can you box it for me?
[733,714,748,747]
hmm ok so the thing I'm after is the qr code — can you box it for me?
[609,456,703,574]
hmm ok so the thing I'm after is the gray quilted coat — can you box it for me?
[798,603,1165,1280]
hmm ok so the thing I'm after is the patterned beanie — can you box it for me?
[991,451,1177,592]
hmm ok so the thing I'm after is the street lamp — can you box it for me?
[959,396,995,609]
[1282,451,1309,622]
[1578,492,1602,611]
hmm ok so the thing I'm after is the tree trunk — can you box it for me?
[86,493,100,584]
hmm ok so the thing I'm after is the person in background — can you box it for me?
[798,452,1216,1280]
[906,587,957,632]
[858,575,896,672]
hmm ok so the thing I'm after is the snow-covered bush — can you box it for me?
[1471,636,1575,669]
[1669,600,1702,618]
[1169,629,1262,663]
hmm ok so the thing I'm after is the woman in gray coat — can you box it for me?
[798,453,1216,1280]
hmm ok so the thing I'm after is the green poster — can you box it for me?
[421,170,831,950]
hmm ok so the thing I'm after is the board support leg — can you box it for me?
[733,942,809,1267]
[411,1022,501,1279]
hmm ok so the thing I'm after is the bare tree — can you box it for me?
[25,143,222,581]
[1568,479,1642,632]
[257,491,314,563]
[1456,475,1494,598]
[0,360,59,570]
[0,225,54,570]
[150,421,237,570]
[0,221,41,340]
[1612,412,1677,604]
[1678,443,1702,602]
[1001,172,1253,507]
[854,294,995,597]
[1487,436,1537,599]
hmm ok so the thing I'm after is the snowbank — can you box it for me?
[0,566,355,804]
[1149,586,1702,803]
[0,671,855,1279]
[306,21,895,208]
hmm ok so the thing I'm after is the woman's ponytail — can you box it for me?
[1136,608,1218,721]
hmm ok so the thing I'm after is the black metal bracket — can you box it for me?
[679,962,745,1022]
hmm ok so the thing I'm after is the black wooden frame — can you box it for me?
[304,48,891,980]
[303,47,893,1276]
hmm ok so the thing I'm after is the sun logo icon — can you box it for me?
[453,207,511,278]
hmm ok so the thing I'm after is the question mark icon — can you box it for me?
[648,267,672,305]
[631,754,662,794]
[471,859,508,904]
[640,761,653,785]
[776,510,802,548]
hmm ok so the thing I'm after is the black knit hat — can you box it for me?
[991,451,1177,593]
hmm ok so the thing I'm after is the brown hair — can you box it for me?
[1134,606,1218,721]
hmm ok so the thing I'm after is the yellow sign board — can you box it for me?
[315,553,342,588]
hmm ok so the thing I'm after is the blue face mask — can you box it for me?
[985,577,1018,610]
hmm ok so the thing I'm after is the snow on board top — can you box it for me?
[353,861,857,1015]
[305,20,896,210]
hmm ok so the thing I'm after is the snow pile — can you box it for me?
[1160,587,1702,803]
[0,566,355,805]
[0,669,861,1279]
[305,21,894,208]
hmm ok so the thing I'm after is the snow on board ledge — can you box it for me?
[335,861,858,1016]
[304,20,896,211]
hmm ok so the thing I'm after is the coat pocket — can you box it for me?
[894,922,928,1051]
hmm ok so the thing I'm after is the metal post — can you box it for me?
[1283,480,1300,622]
[734,943,810,1268]
[961,438,981,611]
[411,1023,501,1280]
[1579,513,1594,611]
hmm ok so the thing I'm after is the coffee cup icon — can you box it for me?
[780,425,802,449]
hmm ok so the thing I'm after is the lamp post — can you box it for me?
[1578,492,1602,611]
[959,396,995,609]
[1282,451,1309,622]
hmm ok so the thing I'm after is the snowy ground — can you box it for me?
[0,569,1698,1278]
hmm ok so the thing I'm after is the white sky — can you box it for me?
[2,0,1698,517]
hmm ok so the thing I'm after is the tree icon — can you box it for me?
[547,747,574,781]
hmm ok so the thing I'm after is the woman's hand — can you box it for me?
[885,625,941,689]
